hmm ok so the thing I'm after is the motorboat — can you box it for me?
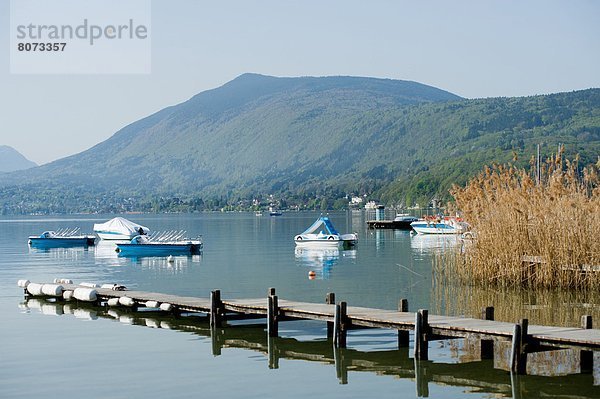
[115,231,202,257]
[268,207,282,216]
[294,216,358,247]
[93,217,150,240]
[394,213,419,223]
[367,213,418,230]
[28,228,96,247]
[410,217,468,234]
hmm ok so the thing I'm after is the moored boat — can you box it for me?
[294,216,358,247]
[268,207,282,216]
[367,213,418,229]
[93,217,150,240]
[410,216,468,235]
[28,229,96,247]
[115,232,202,257]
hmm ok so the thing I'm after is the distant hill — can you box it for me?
[0,146,37,173]
[0,73,599,214]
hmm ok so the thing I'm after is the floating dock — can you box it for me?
[19,280,600,378]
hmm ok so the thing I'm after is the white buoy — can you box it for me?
[159,303,173,312]
[80,282,99,288]
[107,298,120,307]
[26,283,44,296]
[63,290,74,300]
[118,296,135,307]
[145,300,160,308]
[73,287,97,302]
[101,284,118,289]
[41,284,64,297]
[167,255,175,263]
[17,279,30,288]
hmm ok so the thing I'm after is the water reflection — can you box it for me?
[295,246,340,279]
[410,233,460,256]
[28,245,89,261]
[134,255,202,274]
[94,240,121,258]
[19,298,600,397]
[432,280,600,328]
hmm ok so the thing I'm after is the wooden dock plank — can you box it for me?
[29,282,600,350]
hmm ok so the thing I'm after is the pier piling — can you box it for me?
[481,306,495,359]
[210,290,222,328]
[414,309,429,360]
[326,292,335,338]
[581,315,593,373]
[334,301,348,348]
[398,298,410,348]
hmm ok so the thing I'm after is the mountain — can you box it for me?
[0,146,37,172]
[0,74,599,214]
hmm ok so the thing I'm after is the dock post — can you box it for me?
[510,319,528,374]
[581,315,593,373]
[334,347,348,384]
[210,289,222,328]
[480,306,494,359]
[326,292,335,339]
[268,337,279,369]
[414,357,430,398]
[398,298,409,348]
[210,322,223,356]
[267,294,279,337]
[333,301,348,348]
[268,287,276,296]
[414,309,429,360]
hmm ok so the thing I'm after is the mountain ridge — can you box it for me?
[1,74,599,214]
[0,145,37,173]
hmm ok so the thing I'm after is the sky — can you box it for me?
[1,0,599,165]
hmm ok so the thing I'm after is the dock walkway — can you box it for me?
[22,281,600,375]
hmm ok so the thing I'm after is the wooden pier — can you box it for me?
[21,281,600,377]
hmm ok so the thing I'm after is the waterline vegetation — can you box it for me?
[442,150,600,289]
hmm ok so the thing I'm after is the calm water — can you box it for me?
[0,212,597,398]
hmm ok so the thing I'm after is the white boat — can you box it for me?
[410,217,468,235]
[294,216,358,247]
[116,233,202,257]
[93,217,150,240]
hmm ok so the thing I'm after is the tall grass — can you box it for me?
[431,277,600,327]
[444,151,600,289]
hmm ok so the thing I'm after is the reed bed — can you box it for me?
[431,276,600,327]
[443,152,600,289]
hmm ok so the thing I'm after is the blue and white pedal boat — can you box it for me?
[28,229,96,247]
[294,216,358,248]
[115,232,202,257]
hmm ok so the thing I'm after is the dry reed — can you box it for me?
[444,151,600,289]
[431,275,600,327]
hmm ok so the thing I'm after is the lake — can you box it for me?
[1,211,598,398]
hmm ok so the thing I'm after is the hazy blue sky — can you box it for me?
[1,0,599,164]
